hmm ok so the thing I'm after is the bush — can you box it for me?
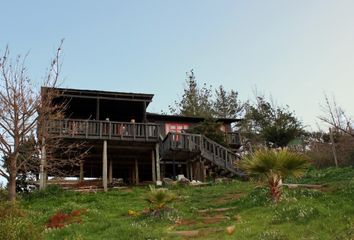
[0,187,7,201]
[0,202,42,240]
[46,208,87,229]
[25,184,64,200]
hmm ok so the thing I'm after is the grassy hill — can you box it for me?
[3,167,354,239]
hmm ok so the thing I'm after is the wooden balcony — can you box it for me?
[46,119,161,142]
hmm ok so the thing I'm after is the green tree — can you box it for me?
[242,96,304,148]
[186,118,227,146]
[214,85,243,118]
[169,70,213,118]
[240,148,308,202]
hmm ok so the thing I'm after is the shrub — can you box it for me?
[26,184,64,200]
[0,202,42,240]
[0,187,7,201]
[46,208,87,229]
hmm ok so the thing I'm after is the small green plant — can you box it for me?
[272,204,320,224]
[258,230,288,240]
[143,185,176,216]
[240,148,308,202]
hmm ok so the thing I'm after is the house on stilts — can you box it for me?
[40,87,243,191]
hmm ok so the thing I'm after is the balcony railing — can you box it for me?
[46,119,160,142]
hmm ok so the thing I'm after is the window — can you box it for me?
[165,123,189,134]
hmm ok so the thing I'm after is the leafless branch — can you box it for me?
[319,94,354,137]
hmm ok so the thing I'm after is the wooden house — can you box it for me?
[41,87,242,190]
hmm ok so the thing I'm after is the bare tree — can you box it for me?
[0,42,88,202]
[37,42,89,187]
[319,94,354,138]
[0,46,39,202]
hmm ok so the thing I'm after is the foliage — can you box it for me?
[242,96,304,148]
[240,149,308,202]
[0,186,7,201]
[46,208,87,229]
[169,70,214,118]
[0,202,43,240]
[186,118,227,146]
[25,184,64,201]
[143,185,176,216]
[271,204,320,224]
[214,85,243,118]
[169,70,243,120]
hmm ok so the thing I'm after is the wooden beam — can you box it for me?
[161,161,187,165]
[102,140,108,192]
[79,161,84,181]
[152,150,156,183]
[109,159,113,184]
[186,163,190,179]
[135,158,139,185]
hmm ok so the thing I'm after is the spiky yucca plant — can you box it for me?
[240,148,308,202]
[143,185,176,216]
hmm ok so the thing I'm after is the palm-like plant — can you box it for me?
[240,148,308,202]
[143,185,176,216]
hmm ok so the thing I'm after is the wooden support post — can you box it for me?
[172,154,176,180]
[152,150,156,182]
[79,161,84,181]
[102,140,108,192]
[109,159,113,184]
[39,137,47,190]
[186,163,190,179]
[202,163,207,181]
[189,162,193,180]
[135,158,139,185]
[155,143,161,182]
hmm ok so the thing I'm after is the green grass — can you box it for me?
[18,167,354,239]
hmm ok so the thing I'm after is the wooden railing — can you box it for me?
[46,119,160,142]
[162,132,240,174]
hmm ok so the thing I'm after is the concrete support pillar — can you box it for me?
[135,158,139,185]
[151,150,156,182]
[79,161,84,181]
[39,137,47,190]
[102,140,108,192]
[155,143,161,183]
[109,159,113,184]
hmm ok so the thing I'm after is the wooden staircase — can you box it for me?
[161,132,243,177]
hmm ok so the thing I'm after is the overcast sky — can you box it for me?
[1,1,354,184]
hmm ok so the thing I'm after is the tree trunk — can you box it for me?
[268,174,282,203]
[8,172,17,202]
